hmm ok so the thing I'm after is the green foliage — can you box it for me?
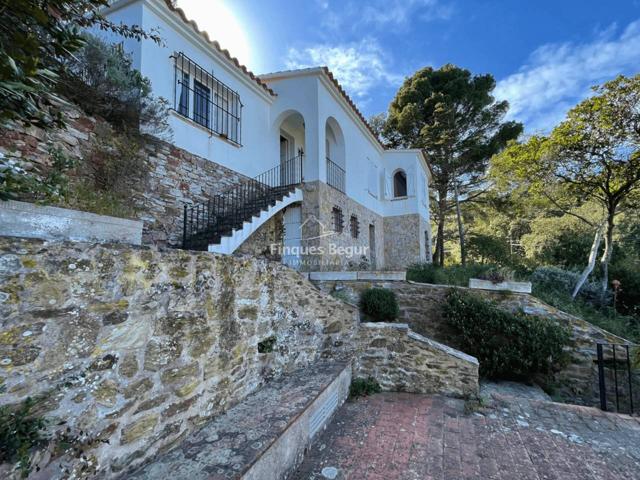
[443,290,571,380]
[359,288,399,322]
[0,398,47,478]
[383,64,522,265]
[58,35,170,136]
[407,262,498,286]
[531,267,640,343]
[0,148,74,202]
[520,212,597,269]
[0,0,160,127]
[349,377,381,399]
[531,266,607,305]
[466,233,511,265]
[63,182,136,219]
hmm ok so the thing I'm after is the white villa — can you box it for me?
[101,0,432,271]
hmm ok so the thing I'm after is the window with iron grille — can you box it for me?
[332,207,344,233]
[173,52,243,145]
[350,215,359,238]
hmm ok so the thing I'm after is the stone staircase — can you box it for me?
[182,155,303,252]
[127,361,351,480]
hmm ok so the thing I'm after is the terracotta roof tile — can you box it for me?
[162,0,276,97]
[320,67,385,149]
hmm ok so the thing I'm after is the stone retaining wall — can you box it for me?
[0,104,251,247]
[0,237,358,479]
[356,323,479,398]
[314,279,636,407]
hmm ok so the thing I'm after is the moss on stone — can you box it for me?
[21,257,37,269]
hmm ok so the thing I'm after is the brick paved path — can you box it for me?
[293,392,640,480]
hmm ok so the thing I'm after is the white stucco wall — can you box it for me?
[103,0,278,178]
[100,1,432,232]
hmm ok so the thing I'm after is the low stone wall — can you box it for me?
[0,104,251,248]
[0,200,143,245]
[356,323,479,398]
[314,279,636,407]
[0,237,358,479]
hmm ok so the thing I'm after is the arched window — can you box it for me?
[393,170,407,197]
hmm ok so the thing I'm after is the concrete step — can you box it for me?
[127,361,351,480]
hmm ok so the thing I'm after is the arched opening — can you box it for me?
[275,110,305,186]
[393,170,407,197]
[325,117,345,192]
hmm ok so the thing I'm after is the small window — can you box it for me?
[350,215,359,239]
[394,170,407,197]
[332,207,344,233]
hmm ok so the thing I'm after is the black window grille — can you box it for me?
[173,52,243,145]
[350,215,359,239]
[332,207,344,234]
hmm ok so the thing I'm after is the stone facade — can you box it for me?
[356,323,479,398]
[0,105,251,248]
[235,211,284,260]
[0,237,358,479]
[383,214,428,270]
[300,181,385,271]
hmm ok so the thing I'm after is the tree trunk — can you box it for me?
[599,211,616,295]
[572,223,604,299]
[434,187,448,266]
[453,182,466,265]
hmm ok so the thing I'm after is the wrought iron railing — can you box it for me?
[326,157,345,193]
[182,155,303,250]
[596,342,636,414]
[173,52,243,145]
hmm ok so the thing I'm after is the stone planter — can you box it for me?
[468,278,532,294]
[0,199,143,245]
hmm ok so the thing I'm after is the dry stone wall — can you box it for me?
[0,237,358,479]
[0,104,251,248]
[356,323,478,398]
[315,279,636,407]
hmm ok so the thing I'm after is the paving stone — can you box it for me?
[293,391,640,480]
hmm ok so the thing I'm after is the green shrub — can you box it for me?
[359,288,399,322]
[407,262,497,286]
[1,148,74,202]
[349,377,381,399]
[443,290,571,380]
[0,398,47,477]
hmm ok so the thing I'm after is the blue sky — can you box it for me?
[178,0,640,133]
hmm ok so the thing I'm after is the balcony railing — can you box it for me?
[326,157,345,193]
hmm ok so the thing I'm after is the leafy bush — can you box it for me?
[0,148,74,202]
[407,262,497,286]
[531,266,609,306]
[443,290,571,380]
[1,0,159,127]
[359,288,399,322]
[58,35,170,137]
[466,233,511,265]
[0,398,47,477]
[349,377,381,399]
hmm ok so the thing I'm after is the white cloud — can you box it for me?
[496,20,640,133]
[318,0,453,31]
[284,40,404,99]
